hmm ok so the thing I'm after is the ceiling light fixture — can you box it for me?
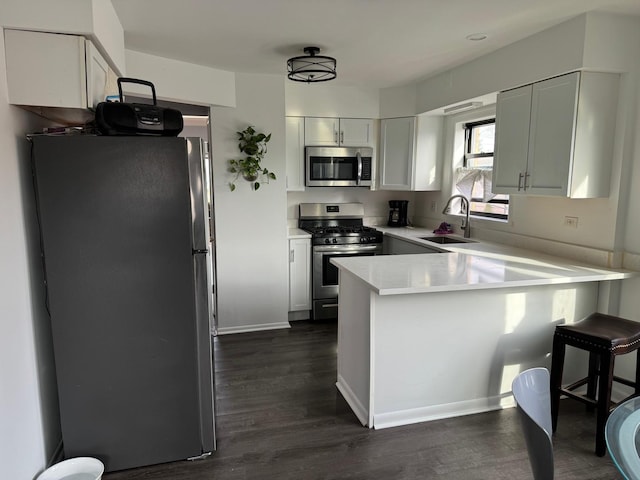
[443,101,483,114]
[287,46,337,83]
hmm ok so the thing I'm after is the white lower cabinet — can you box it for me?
[288,238,311,311]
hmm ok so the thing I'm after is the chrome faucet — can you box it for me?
[442,195,471,238]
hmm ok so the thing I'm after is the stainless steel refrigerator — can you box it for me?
[30,135,216,472]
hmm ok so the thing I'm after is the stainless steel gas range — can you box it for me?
[299,203,383,319]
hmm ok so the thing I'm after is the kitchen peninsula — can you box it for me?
[331,230,635,429]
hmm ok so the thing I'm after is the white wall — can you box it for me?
[0,31,61,480]
[616,38,640,382]
[89,0,125,74]
[211,74,289,334]
[124,50,236,108]
[622,91,640,256]
[285,83,380,118]
[415,14,587,113]
[0,0,92,34]
[287,189,414,227]
[379,84,418,118]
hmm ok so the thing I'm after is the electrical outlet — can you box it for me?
[564,216,579,228]
[430,201,437,212]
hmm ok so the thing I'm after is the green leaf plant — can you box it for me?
[228,125,276,191]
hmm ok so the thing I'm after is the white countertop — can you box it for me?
[288,228,311,239]
[331,227,635,295]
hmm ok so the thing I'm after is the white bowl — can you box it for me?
[37,457,104,480]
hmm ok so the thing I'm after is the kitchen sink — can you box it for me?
[419,236,474,244]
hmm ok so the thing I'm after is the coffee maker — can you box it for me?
[387,200,409,227]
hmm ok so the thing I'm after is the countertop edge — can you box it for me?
[288,228,311,239]
[374,270,634,295]
[332,227,637,295]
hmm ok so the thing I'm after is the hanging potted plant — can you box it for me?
[228,125,276,191]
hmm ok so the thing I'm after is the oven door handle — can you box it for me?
[313,244,381,253]
[356,152,363,186]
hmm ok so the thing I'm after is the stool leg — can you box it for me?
[635,350,640,396]
[586,352,599,412]
[596,352,614,457]
[550,334,566,433]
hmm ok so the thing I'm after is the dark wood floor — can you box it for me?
[104,320,623,479]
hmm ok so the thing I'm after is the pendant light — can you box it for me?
[287,46,337,83]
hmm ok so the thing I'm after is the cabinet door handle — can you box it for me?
[290,249,294,263]
[524,172,530,190]
[518,173,524,191]
[334,130,338,144]
[340,131,344,144]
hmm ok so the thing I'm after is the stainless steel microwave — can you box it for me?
[305,146,373,187]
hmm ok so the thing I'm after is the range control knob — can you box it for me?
[332,238,338,244]
[324,238,331,244]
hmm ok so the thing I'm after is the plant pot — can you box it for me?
[243,174,258,182]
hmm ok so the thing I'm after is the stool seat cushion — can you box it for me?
[555,313,640,354]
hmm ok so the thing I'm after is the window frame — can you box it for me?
[462,118,508,221]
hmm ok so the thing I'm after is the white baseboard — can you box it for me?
[288,310,311,321]
[336,375,368,426]
[372,394,515,429]
[623,251,640,271]
[216,321,290,335]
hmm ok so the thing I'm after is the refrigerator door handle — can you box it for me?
[187,138,209,252]
[192,249,209,255]
[193,252,216,452]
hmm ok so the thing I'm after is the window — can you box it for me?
[458,119,509,220]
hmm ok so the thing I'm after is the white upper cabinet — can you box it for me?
[339,118,374,146]
[285,117,305,192]
[304,117,374,147]
[379,116,442,191]
[492,85,532,193]
[304,117,339,145]
[379,117,415,190]
[86,40,118,109]
[4,29,118,121]
[493,71,619,198]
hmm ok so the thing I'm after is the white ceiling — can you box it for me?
[111,0,640,89]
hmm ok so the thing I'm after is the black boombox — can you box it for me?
[95,78,183,136]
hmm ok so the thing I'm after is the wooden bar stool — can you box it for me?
[550,313,640,456]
